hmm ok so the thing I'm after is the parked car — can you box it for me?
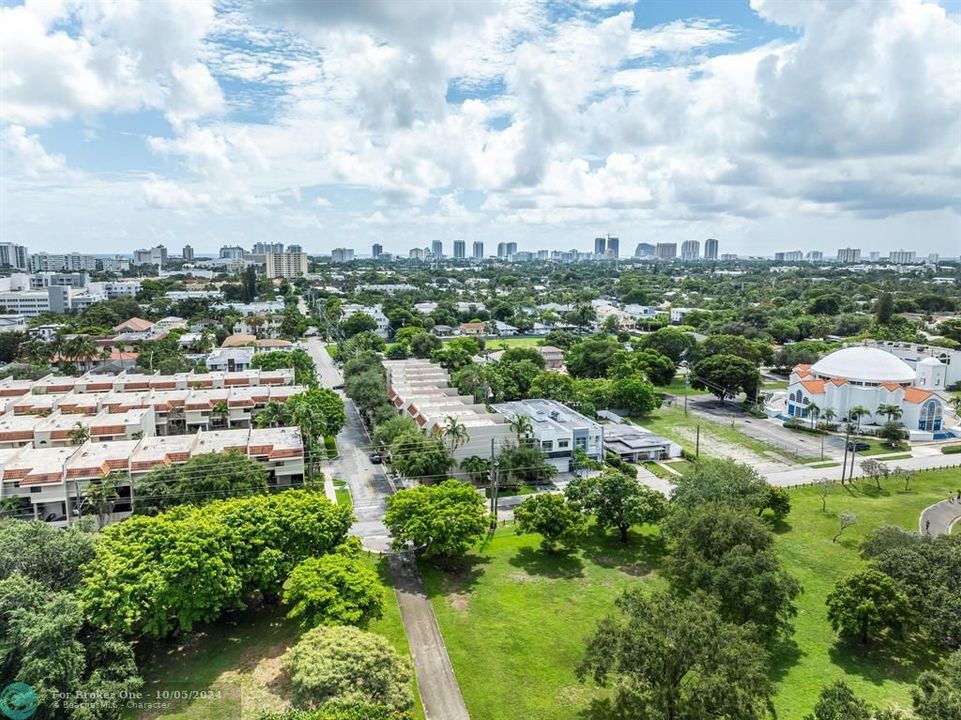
[846,441,870,451]
[368,453,383,464]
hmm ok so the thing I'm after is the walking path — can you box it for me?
[306,336,470,718]
[920,498,961,536]
[388,553,471,720]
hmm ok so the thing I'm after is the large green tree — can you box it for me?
[665,506,800,638]
[389,431,452,482]
[639,327,696,363]
[513,494,587,553]
[690,353,761,402]
[565,470,667,543]
[282,552,385,628]
[135,450,269,513]
[670,458,770,514]
[565,336,623,378]
[913,650,961,720]
[578,589,773,720]
[826,568,912,645]
[252,349,318,387]
[81,491,351,637]
[284,625,413,712]
[384,480,487,559]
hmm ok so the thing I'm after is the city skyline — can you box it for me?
[2,0,960,255]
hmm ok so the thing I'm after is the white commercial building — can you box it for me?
[492,398,604,472]
[865,340,961,389]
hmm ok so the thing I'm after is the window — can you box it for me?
[558,439,569,449]
[541,440,553,451]
[919,400,942,432]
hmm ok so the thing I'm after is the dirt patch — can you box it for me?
[507,571,546,584]
[448,593,471,614]
[672,425,786,473]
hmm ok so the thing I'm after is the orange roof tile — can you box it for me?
[801,379,826,394]
[903,388,935,404]
[830,378,848,387]
[880,382,901,392]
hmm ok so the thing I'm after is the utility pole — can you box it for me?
[841,428,850,483]
[684,373,688,416]
[695,424,700,459]
[489,438,497,529]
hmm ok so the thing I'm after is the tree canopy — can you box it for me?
[384,480,487,558]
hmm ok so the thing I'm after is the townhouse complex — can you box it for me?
[0,368,305,527]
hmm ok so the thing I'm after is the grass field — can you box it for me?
[421,469,959,720]
[478,336,544,349]
[333,480,352,509]
[134,556,424,720]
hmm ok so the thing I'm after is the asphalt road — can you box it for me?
[305,336,471,717]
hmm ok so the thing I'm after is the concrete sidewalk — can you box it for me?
[388,553,470,720]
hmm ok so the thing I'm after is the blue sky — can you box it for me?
[1,0,959,257]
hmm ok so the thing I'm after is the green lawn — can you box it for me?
[134,556,423,720]
[479,336,543,349]
[421,469,959,720]
[334,481,352,509]
[659,375,712,397]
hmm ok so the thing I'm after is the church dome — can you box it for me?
[810,347,916,384]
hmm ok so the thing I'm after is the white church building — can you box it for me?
[784,346,953,441]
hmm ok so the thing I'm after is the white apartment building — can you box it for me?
[491,399,604,472]
[30,253,99,273]
[265,251,309,279]
[0,427,305,527]
[0,243,30,271]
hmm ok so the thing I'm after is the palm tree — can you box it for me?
[211,400,229,428]
[441,416,470,455]
[70,422,89,446]
[507,413,533,442]
[822,408,837,426]
[808,402,821,430]
[460,455,489,485]
[255,401,290,428]
[877,403,902,423]
[848,405,869,432]
[84,474,121,528]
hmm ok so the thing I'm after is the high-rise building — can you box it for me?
[774,251,803,262]
[681,240,700,261]
[219,245,245,260]
[889,250,916,264]
[265,251,309,279]
[473,241,484,260]
[805,251,824,261]
[634,243,656,258]
[836,248,861,263]
[453,240,466,259]
[497,242,507,258]
[372,243,383,259]
[0,243,29,271]
[182,244,195,262]
[409,248,425,261]
[869,251,880,262]
[252,242,284,255]
[286,244,303,254]
[506,242,517,259]
[606,236,619,259]
[537,250,548,261]
[655,243,677,260]
[134,245,168,267]
[704,238,719,260]
[720,253,738,261]
[594,237,606,256]
[331,248,355,263]
[431,240,443,258]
